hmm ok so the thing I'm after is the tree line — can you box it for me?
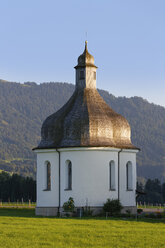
[137,179,165,204]
[0,171,36,202]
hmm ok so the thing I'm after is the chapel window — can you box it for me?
[126,161,133,190]
[109,161,115,190]
[65,160,72,190]
[45,161,51,191]
[93,71,96,80]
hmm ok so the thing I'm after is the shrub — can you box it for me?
[103,199,123,216]
[63,197,75,212]
[137,208,143,214]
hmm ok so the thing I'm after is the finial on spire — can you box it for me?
[85,40,88,50]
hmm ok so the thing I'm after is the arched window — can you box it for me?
[126,161,133,190]
[109,161,115,190]
[45,161,51,190]
[65,160,72,190]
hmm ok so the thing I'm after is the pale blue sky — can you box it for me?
[0,0,165,106]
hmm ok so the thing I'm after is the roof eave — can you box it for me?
[74,64,98,69]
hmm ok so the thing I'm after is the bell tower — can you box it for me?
[74,41,98,90]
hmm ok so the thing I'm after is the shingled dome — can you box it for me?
[36,42,137,150]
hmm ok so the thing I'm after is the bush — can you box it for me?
[63,197,75,212]
[137,208,143,214]
[103,199,123,216]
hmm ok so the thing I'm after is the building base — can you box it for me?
[35,206,101,216]
[35,207,59,216]
[86,206,137,215]
[85,207,103,216]
[35,206,137,217]
[121,206,137,215]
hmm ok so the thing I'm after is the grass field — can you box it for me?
[0,209,165,248]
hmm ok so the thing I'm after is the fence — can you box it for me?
[0,200,36,208]
[137,202,165,209]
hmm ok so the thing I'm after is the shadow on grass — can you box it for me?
[0,208,164,224]
[0,208,36,218]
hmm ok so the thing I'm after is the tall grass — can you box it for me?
[0,209,164,248]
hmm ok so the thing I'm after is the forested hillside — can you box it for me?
[0,79,165,181]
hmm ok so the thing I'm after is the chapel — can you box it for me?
[34,41,139,216]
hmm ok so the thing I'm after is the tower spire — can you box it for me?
[85,40,88,51]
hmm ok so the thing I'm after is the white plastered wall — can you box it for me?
[36,150,59,207]
[60,148,119,207]
[119,149,138,207]
[35,147,138,208]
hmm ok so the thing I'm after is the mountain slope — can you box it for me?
[0,79,165,181]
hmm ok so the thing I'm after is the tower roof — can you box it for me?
[35,43,138,150]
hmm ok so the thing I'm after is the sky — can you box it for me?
[0,0,165,106]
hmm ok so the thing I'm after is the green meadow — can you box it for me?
[0,209,165,248]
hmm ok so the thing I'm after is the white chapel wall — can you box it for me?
[36,151,59,207]
[36,148,138,209]
[60,148,119,207]
[119,150,137,207]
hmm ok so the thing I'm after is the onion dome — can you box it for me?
[75,41,97,68]
[36,42,137,150]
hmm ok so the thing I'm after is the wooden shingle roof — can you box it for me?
[36,87,137,150]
